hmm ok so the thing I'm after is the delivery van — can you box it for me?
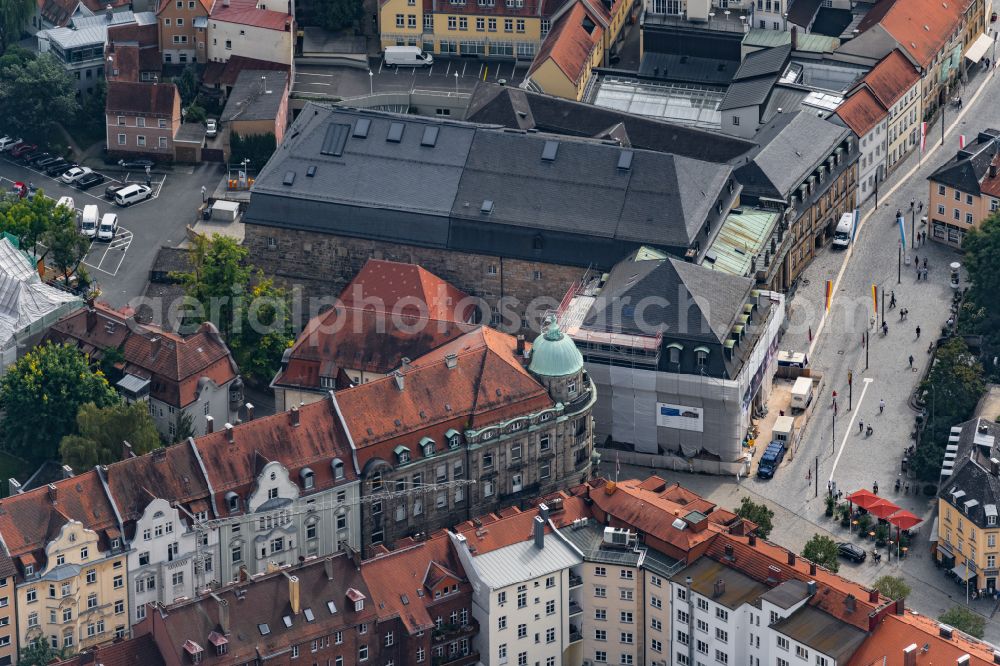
[80,204,99,238]
[55,196,75,213]
[791,376,814,411]
[97,213,118,242]
[832,212,853,248]
[384,46,433,67]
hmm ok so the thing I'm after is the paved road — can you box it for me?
[0,156,223,310]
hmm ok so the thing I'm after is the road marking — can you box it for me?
[462,62,467,76]
[806,69,996,358]
[296,71,335,78]
[829,377,874,483]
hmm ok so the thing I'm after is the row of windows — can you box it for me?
[114,116,169,129]
[445,16,526,31]
[116,134,169,149]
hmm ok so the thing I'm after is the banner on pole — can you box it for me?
[871,284,877,315]
[960,134,967,149]
[825,280,832,312]
[898,215,906,248]
[920,122,927,152]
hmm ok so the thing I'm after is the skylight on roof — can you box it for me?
[258,623,270,636]
[353,118,371,138]
[421,126,439,147]
[282,615,293,628]
[304,608,315,622]
[617,150,634,171]
[387,122,405,143]
[541,140,559,162]
[327,600,337,614]
[320,123,350,157]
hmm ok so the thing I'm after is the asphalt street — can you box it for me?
[0,155,223,309]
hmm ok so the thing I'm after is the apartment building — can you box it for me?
[271,258,475,412]
[156,0,212,64]
[1,473,129,656]
[104,81,182,161]
[926,129,1000,247]
[188,397,362,584]
[936,418,1000,594]
[206,0,293,66]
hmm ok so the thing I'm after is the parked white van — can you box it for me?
[55,196,75,213]
[384,46,433,67]
[832,212,853,248]
[114,184,152,207]
[80,205,99,238]
[97,213,118,242]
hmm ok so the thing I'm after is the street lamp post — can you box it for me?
[368,70,374,95]
[909,200,923,248]
[898,242,902,284]
[454,71,459,94]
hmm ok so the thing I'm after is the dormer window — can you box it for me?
[395,446,411,464]
[226,492,240,513]
[445,429,461,449]
[421,437,435,457]
[24,565,33,576]
[300,468,315,490]
[332,458,344,480]
[510,421,523,432]
[694,346,710,367]
[540,412,552,422]
[268,488,279,500]
[483,430,494,440]
[667,342,683,364]
[567,380,577,396]
[347,588,366,612]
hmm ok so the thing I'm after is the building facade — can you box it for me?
[206,0,293,65]
[104,82,182,161]
[926,128,1000,247]
[156,0,211,64]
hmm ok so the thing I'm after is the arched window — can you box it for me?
[225,491,240,513]
[300,468,315,490]
[331,458,344,481]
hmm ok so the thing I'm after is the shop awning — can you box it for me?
[937,542,954,559]
[951,564,977,582]
[965,33,992,63]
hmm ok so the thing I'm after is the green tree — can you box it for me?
[0,343,118,467]
[228,271,294,383]
[59,401,160,470]
[0,51,77,141]
[173,233,250,337]
[0,0,34,51]
[915,337,985,480]
[735,497,774,539]
[801,534,840,572]
[173,410,195,443]
[184,103,207,124]
[873,575,912,601]
[42,216,90,284]
[17,639,67,666]
[1,189,72,256]
[173,65,198,105]
[306,0,364,31]
[939,606,986,639]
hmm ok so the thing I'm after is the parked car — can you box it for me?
[113,183,152,207]
[75,172,106,190]
[23,150,48,164]
[36,155,63,169]
[0,136,20,151]
[60,166,92,184]
[55,196,75,212]
[118,158,154,169]
[10,143,36,158]
[837,542,867,563]
[80,205,99,238]
[104,183,127,200]
[205,119,217,138]
[97,213,118,242]
[756,442,787,479]
[44,160,72,176]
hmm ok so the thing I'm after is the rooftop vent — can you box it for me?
[713,578,726,598]
[306,166,316,178]
[671,518,686,530]
[541,140,559,162]
[480,199,494,214]
[282,171,295,186]
[421,126,439,147]
[387,122,405,143]
[352,118,371,138]
[617,150,634,171]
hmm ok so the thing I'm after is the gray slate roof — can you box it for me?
[581,249,752,344]
[42,11,140,49]
[221,70,289,122]
[738,111,849,198]
[718,45,790,112]
[928,130,1000,195]
[941,417,1000,529]
[247,103,735,252]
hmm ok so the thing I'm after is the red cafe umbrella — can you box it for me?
[846,489,881,510]
[867,499,901,521]
[888,510,922,531]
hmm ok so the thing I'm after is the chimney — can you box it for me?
[869,589,879,603]
[47,483,58,504]
[150,337,162,358]
[903,644,918,666]
[809,563,817,576]
[393,371,405,391]
[224,423,234,443]
[895,598,905,615]
[105,3,112,21]
[712,578,726,598]
[748,534,756,546]
[991,457,1000,476]
[7,479,20,495]
[400,357,412,372]
[86,308,97,332]
[844,594,856,613]
[290,406,300,427]
[245,403,254,422]
[791,25,798,50]
[205,415,214,434]
[724,544,734,560]
[939,624,954,639]
[993,650,1000,664]
[991,163,998,178]
[121,441,134,460]
[445,353,457,369]
[806,581,817,596]
[538,503,549,520]
[323,557,335,581]
[516,335,525,356]
[533,516,545,549]
[61,465,73,479]
[787,551,795,566]
[212,593,230,634]
[456,533,469,551]
[285,573,301,615]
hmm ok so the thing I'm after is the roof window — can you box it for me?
[387,122,405,143]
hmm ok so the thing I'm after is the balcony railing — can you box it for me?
[569,573,583,588]
[569,600,583,616]
[433,651,480,666]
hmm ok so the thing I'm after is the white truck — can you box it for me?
[832,212,853,248]
[790,376,814,411]
[80,204,99,239]
[384,46,434,67]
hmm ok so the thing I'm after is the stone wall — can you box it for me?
[245,223,586,333]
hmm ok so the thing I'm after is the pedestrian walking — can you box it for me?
[923,257,928,269]
[873,481,879,494]
[915,254,919,267]
[909,354,914,368]
[916,325,921,339]
[916,264,921,280]
[879,399,885,413]
[882,321,888,336]
[859,420,864,434]
[889,291,896,308]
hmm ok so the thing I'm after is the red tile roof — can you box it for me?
[191,395,356,512]
[342,259,474,323]
[53,635,166,666]
[209,0,291,31]
[201,55,289,87]
[0,470,120,564]
[862,49,920,108]
[856,0,963,67]
[529,1,604,84]
[106,81,180,117]
[335,326,552,470]
[39,0,79,27]
[980,155,1000,198]
[835,88,886,137]
[80,0,129,10]
[452,491,590,554]
[847,611,999,665]
[157,0,213,12]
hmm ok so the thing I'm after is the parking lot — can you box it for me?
[292,57,530,100]
[0,150,222,308]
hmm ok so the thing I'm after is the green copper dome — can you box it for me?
[529,318,584,377]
